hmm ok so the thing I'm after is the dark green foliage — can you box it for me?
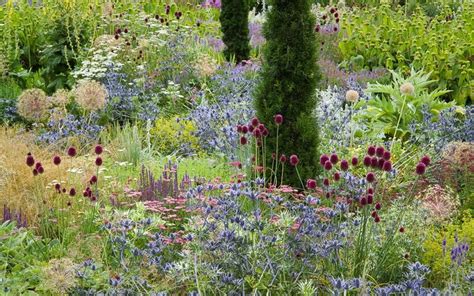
[220,0,250,62]
[255,0,321,187]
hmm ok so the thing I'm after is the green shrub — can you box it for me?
[150,116,201,156]
[255,0,321,187]
[339,3,474,104]
[220,0,251,62]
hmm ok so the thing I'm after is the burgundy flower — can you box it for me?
[279,154,287,163]
[383,151,391,160]
[375,202,381,210]
[253,129,262,138]
[26,155,35,167]
[248,124,254,133]
[62,188,66,193]
[323,178,330,186]
[330,7,336,14]
[69,188,76,196]
[378,158,385,169]
[374,216,381,223]
[242,125,248,134]
[262,128,269,137]
[306,179,316,189]
[240,136,247,145]
[334,172,340,181]
[383,161,392,172]
[416,162,426,175]
[55,183,61,192]
[371,210,377,218]
[236,125,243,133]
[258,124,265,132]
[399,227,405,233]
[90,175,98,184]
[351,156,359,166]
[95,157,103,166]
[363,156,371,166]
[320,154,329,166]
[251,117,259,127]
[32,169,38,176]
[367,146,376,156]
[37,166,44,174]
[95,145,103,155]
[53,155,61,166]
[289,155,299,166]
[35,162,42,170]
[366,172,375,183]
[274,114,283,125]
[330,153,339,164]
[360,197,367,206]
[67,147,77,157]
[420,155,431,166]
[324,160,333,171]
[370,157,378,168]
[340,159,349,171]
[367,194,373,204]
[368,188,374,194]
[376,146,385,157]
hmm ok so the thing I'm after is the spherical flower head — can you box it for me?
[274,114,283,125]
[240,136,247,145]
[399,227,405,233]
[74,80,108,111]
[370,157,378,168]
[340,159,349,171]
[262,128,269,137]
[38,166,44,174]
[383,151,391,161]
[368,188,374,195]
[90,175,98,184]
[67,147,77,157]
[306,179,316,189]
[400,82,415,96]
[51,89,70,107]
[324,160,333,171]
[53,155,61,166]
[251,117,259,127]
[279,154,287,163]
[95,145,103,155]
[95,157,103,166]
[376,146,385,157]
[55,183,61,192]
[367,146,376,156]
[69,188,76,196]
[289,155,299,166]
[253,129,262,138]
[248,124,255,133]
[330,153,339,164]
[416,162,426,175]
[360,197,367,206]
[17,88,51,122]
[366,172,376,183]
[320,154,329,166]
[334,172,340,181]
[375,202,381,210]
[32,169,39,176]
[26,155,35,167]
[363,156,371,167]
[351,156,359,166]
[420,155,431,166]
[371,210,377,218]
[35,162,42,170]
[236,125,243,133]
[330,7,336,14]
[242,125,248,134]
[367,194,373,204]
[383,161,392,172]
[378,158,385,169]
[345,90,359,103]
[258,123,265,132]
[323,178,330,186]
[374,216,381,223]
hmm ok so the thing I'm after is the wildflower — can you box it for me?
[95,157,103,166]
[383,161,392,172]
[383,151,391,160]
[53,156,61,166]
[289,155,299,166]
[69,188,76,196]
[67,147,77,157]
[17,88,51,122]
[324,160,333,170]
[90,175,98,184]
[340,159,349,171]
[377,158,385,169]
[375,202,381,210]
[366,172,375,183]
[368,188,374,194]
[253,129,262,138]
[374,216,381,223]
[363,156,371,166]
[334,172,341,181]
[367,146,376,156]
[399,227,405,233]
[95,145,103,155]
[367,194,373,204]
[251,117,259,127]
[345,90,359,103]
[307,179,316,189]
[55,184,61,192]
[320,154,329,165]
[35,162,42,170]
[360,197,367,206]
[351,156,359,166]
[237,125,243,133]
[279,155,287,163]
[416,162,426,175]
[33,169,39,176]
[370,157,378,167]
[240,136,247,145]
[376,146,385,157]
[26,154,35,167]
[74,80,108,111]
[274,114,283,125]
[262,128,269,137]
[400,82,415,95]
[323,178,330,186]
[242,125,248,133]
[38,166,44,174]
[330,7,336,14]
[420,155,431,166]
[330,153,339,164]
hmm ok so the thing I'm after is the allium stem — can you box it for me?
[274,125,280,186]
[391,95,407,153]
[294,165,305,189]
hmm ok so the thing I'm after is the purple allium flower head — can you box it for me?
[274,114,283,125]
[94,145,103,155]
[320,154,329,165]
[334,172,341,181]
[95,157,103,166]
[26,154,35,167]
[367,194,373,204]
[289,155,299,166]
[323,178,330,186]
[376,146,385,157]
[378,158,385,169]
[375,202,381,210]
[67,147,77,157]
[35,162,42,170]
[53,155,61,166]
[374,216,380,223]
[330,153,339,164]
[324,160,333,171]
[366,172,375,183]
[420,155,431,166]
[370,157,378,168]
[32,169,38,176]
[368,146,376,156]
[340,159,349,171]
[37,166,44,174]
[90,175,98,184]
[360,197,367,206]
[416,162,426,175]
[279,154,287,163]
[383,151,391,160]
[383,161,392,172]
[363,156,371,166]
[69,188,76,196]
[251,117,259,127]
[242,125,248,134]
[307,179,316,189]
[352,156,359,166]
[240,136,247,145]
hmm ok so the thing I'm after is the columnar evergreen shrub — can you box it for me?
[220,0,251,62]
[255,0,321,186]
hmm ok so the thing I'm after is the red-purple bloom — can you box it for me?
[55,183,61,192]
[90,175,98,184]
[53,155,61,166]
[262,128,269,137]
[374,216,381,223]
[240,136,247,145]
[368,188,374,195]
[289,155,299,166]
[367,194,373,204]
[95,145,103,155]
[32,169,38,176]
[253,129,262,138]
[324,160,333,171]
[376,146,385,157]
[258,124,265,132]
[320,154,329,166]
[370,157,378,167]
[37,166,44,174]
[334,172,340,181]
[279,155,287,163]
[420,155,431,166]
[248,124,254,133]
[399,227,405,233]
[251,117,259,127]
[306,179,316,189]
[360,197,367,206]
[67,147,77,157]
[274,114,283,125]
[371,211,377,218]
[363,156,371,166]
[236,125,243,133]
[366,172,375,183]
[375,202,381,210]
[368,146,376,156]
[26,154,35,167]
[416,162,426,175]
[330,153,339,164]
[35,162,42,170]
[378,158,385,169]
[323,178,330,186]
[383,161,392,172]
[95,157,103,166]
[242,125,248,134]
[69,188,76,196]
[352,156,359,166]
[383,151,391,160]
[340,159,349,171]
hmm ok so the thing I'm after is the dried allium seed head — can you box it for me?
[345,90,359,103]
[74,80,108,111]
[17,88,51,121]
[400,82,415,95]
